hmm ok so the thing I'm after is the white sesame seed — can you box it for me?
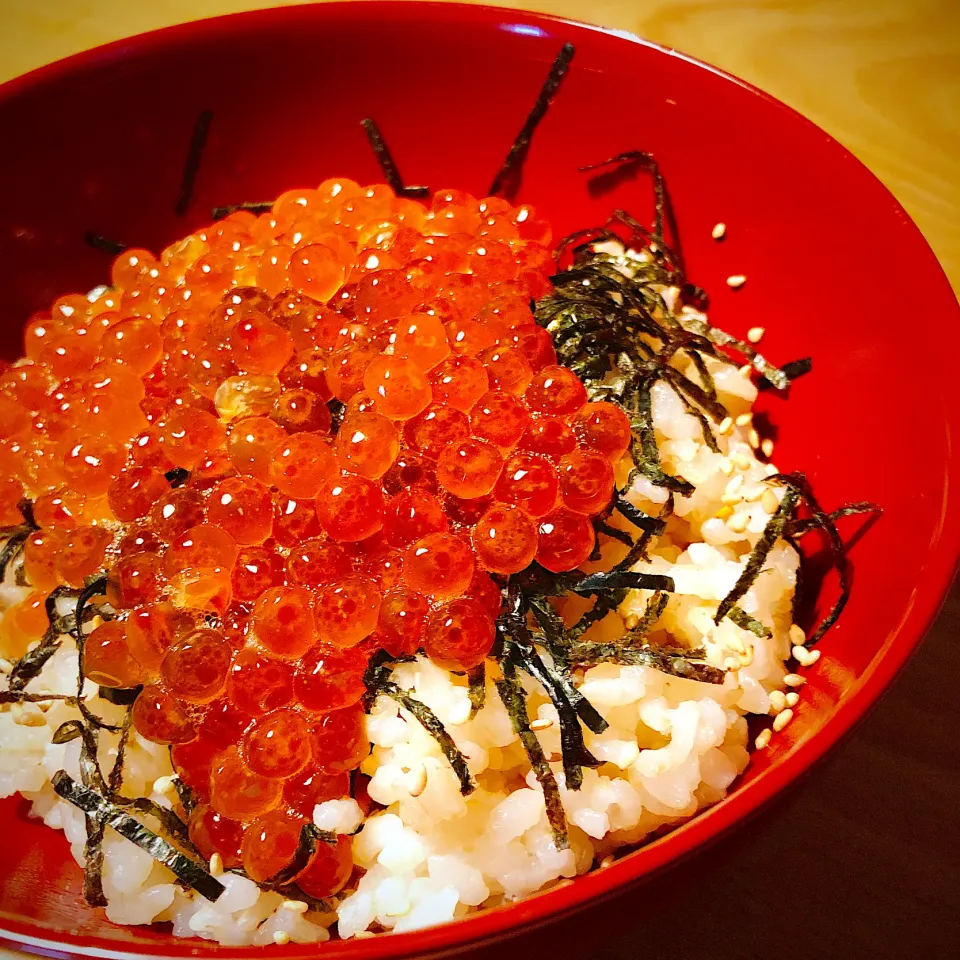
[273,931,291,945]
[732,452,752,471]
[726,512,749,534]
[622,612,639,630]
[761,489,780,514]
[748,428,760,448]
[152,776,176,796]
[738,364,753,378]
[407,764,428,798]
[785,692,800,707]
[282,899,309,914]
[747,326,765,343]
[724,474,744,497]
[743,485,765,503]
[209,853,224,877]
[788,624,806,645]
[530,717,554,731]
[726,274,747,289]
[718,416,734,435]
[761,438,775,458]
[792,644,811,664]
[711,222,726,240]
[805,649,821,665]
[769,690,787,713]
[783,673,806,687]
[734,412,752,427]
[727,634,746,655]
[763,462,779,477]
[755,728,772,749]
[599,855,616,869]
[772,708,794,732]
[719,457,734,476]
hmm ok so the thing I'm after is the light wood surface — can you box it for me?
[1,3,958,959]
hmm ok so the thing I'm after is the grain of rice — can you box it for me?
[761,438,775,458]
[761,489,780,514]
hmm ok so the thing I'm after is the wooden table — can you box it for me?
[1,2,958,958]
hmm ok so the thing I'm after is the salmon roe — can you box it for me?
[1,182,639,896]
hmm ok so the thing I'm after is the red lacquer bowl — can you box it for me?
[0,3,957,958]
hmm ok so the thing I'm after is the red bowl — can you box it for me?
[0,2,957,958]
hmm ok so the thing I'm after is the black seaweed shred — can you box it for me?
[489,42,575,200]
[271,822,338,890]
[714,486,800,625]
[211,200,274,220]
[83,232,128,256]
[757,357,813,391]
[467,663,486,718]
[495,662,568,848]
[360,118,429,199]
[726,606,772,639]
[566,642,725,684]
[52,772,224,903]
[175,109,214,216]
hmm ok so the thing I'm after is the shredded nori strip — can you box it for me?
[360,118,429,199]
[6,640,62,692]
[211,200,274,220]
[52,771,224,902]
[567,642,725,684]
[772,473,865,645]
[0,691,78,706]
[175,109,214,216]
[785,501,879,538]
[172,776,199,818]
[757,357,813,391]
[726,605,772,639]
[0,529,30,582]
[380,681,474,795]
[164,467,191,488]
[83,232,128,256]
[496,662,568,848]
[622,590,669,642]
[271,822,338,889]
[488,42,575,200]
[572,570,674,595]
[467,663,486,719]
[98,685,143,706]
[714,485,800,626]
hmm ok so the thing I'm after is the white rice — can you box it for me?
[0,306,801,945]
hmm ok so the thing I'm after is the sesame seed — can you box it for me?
[726,512,749,534]
[711,222,726,240]
[726,274,747,289]
[763,462,779,477]
[783,673,806,687]
[769,690,787,713]
[719,457,734,476]
[209,853,224,877]
[152,776,176,796]
[761,489,780,514]
[761,438,775,458]
[792,644,811,664]
[785,692,800,707]
[805,649,821,665]
[714,505,734,520]
[738,363,753,378]
[407,764,428,797]
[772,708,794,732]
[744,485,766,503]
[273,931,291,946]
[530,717,554,731]
[727,634,746,654]
[718,416,734,435]
[732,452,752,471]
[734,413,752,427]
[747,326,765,343]
[755,728,772,749]
[724,474,744,497]
[748,428,760,448]
[599,855,615,869]
[788,624,806,645]
[282,900,309,914]
[622,612,639,630]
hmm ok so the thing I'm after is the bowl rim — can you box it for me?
[1,2,959,958]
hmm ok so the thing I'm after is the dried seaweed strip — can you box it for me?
[613,495,667,537]
[772,473,862,645]
[573,570,674,595]
[0,529,29,583]
[175,109,214,216]
[714,485,800,626]
[467,663,486,719]
[568,587,629,641]
[489,42,575,200]
[726,605,772,639]
[271,822,338,889]
[83,232,128,256]
[631,378,695,495]
[211,200,274,220]
[360,118,428,198]
[757,357,812,391]
[52,771,224,902]
[381,683,474,795]
[98,685,143,706]
[0,691,78,705]
[785,501,880,538]
[107,709,134,794]
[568,642,725,684]
[622,590,668,643]
[172,776,199,818]
[7,641,63,692]
[495,664,568,848]
[508,643,599,790]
